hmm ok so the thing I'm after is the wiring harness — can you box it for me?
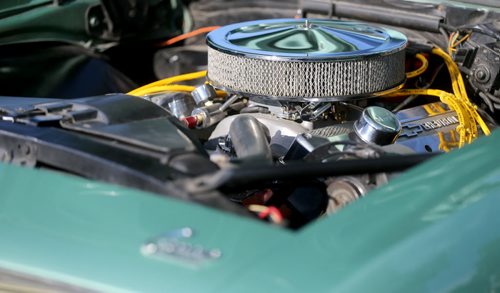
[390,47,490,148]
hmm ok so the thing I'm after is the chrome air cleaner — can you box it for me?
[207,19,407,101]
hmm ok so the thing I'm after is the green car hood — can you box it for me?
[0,131,499,292]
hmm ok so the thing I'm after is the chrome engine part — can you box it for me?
[210,113,309,156]
[245,97,337,124]
[191,84,217,106]
[206,19,407,101]
[304,142,391,215]
[395,102,460,153]
[148,92,195,119]
[209,102,462,162]
[354,106,402,145]
[325,173,389,214]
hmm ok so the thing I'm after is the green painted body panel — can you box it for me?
[0,1,50,13]
[0,0,185,46]
[0,1,100,45]
[0,131,499,292]
[0,164,293,292]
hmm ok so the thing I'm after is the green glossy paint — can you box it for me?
[0,1,50,13]
[0,163,293,292]
[0,130,499,292]
[0,0,100,45]
[0,0,185,46]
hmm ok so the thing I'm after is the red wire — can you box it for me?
[258,209,270,219]
[257,206,283,222]
[269,207,284,222]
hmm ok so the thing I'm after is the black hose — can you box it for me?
[229,115,272,163]
[483,91,500,104]
[479,92,495,112]
[218,153,437,189]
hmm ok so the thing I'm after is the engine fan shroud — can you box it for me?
[206,18,408,101]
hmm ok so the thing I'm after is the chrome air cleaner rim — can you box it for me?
[206,18,408,101]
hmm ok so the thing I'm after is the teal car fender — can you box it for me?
[0,131,499,292]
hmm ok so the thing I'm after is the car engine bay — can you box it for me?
[0,0,499,229]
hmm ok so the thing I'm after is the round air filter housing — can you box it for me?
[207,19,407,101]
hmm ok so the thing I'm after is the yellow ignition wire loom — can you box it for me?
[406,53,429,79]
[128,70,207,96]
[389,47,490,148]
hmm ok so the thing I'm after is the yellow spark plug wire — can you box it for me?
[432,47,490,137]
[389,89,471,147]
[128,70,207,96]
[406,53,429,79]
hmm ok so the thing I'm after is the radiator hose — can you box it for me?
[229,115,272,163]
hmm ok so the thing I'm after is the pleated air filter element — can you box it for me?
[207,19,407,101]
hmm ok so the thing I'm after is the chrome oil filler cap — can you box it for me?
[206,18,407,101]
[354,106,402,145]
